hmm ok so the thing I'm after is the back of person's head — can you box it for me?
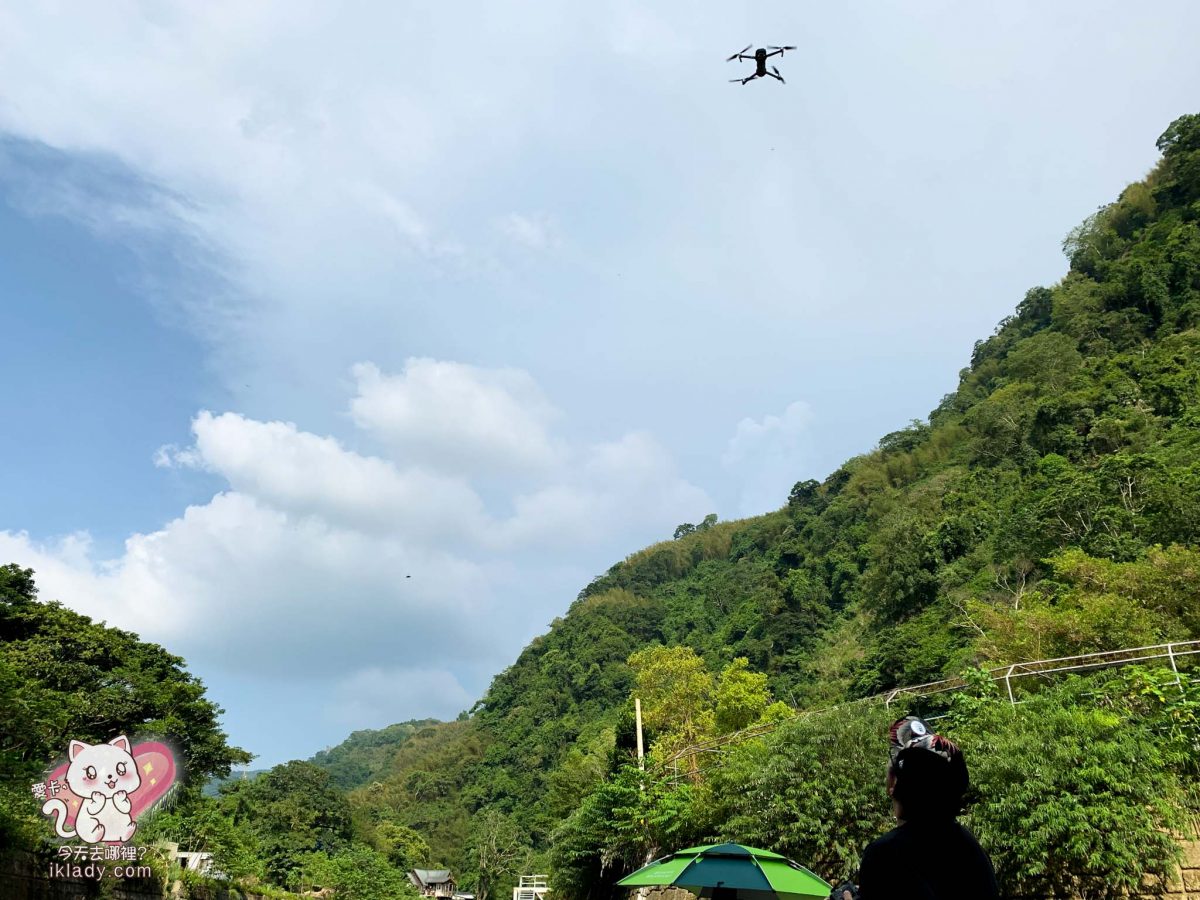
[887,716,969,820]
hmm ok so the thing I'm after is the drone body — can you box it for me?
[727,44,795,84]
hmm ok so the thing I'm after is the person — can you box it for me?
[835,716,997,900]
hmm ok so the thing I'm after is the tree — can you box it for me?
[788,479,820,507]
[0,565,250,847]
[1155,113,1200,205]
[137,797,263,880]
[550,765,701,900]
[707,703,894,885]
[958,681,1188,900]
[628,646,715,772]
[230,760,353,884]
[299,844,416,900]
[547,746,607,819]
[968,545,1195,662]
[374,822,432,870]
[464,809,531,900]
[714,658,771,734]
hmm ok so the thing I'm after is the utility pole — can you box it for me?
[634,698,645,771]
[633,700,650,900]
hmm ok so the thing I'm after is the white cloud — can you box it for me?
[327,666,473,730]
[500,432,712,547]
[0,494,493,678]
[350,359,564,475]
[0,359,711,758]
[722,401,814,516]
[181,410,488,542]
[608,3,695,64]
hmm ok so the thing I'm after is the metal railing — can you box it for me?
[882,639,1200,706]
[514,875,549,900]
[653,639,1200,784]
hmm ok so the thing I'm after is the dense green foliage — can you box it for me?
[955,671,1195,899]
[0,563,250,847]
[347,720,488,868]
[296,843,416,900]
[311,719,441,791]
[551,665,1199,898]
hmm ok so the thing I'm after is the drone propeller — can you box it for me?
[773,66,785,84]
[768,45,797,50]
[726,44,752,61]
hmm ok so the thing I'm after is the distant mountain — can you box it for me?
[308,718,442,791]
[202,767,266,797]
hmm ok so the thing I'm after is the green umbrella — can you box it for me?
[617,842,831,900]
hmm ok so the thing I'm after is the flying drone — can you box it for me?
[726,44,795,85]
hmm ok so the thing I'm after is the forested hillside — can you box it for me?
[3,113,1199,900]
[449,109,1200,863]
[406,111,1200,895]
[310,718,442,791]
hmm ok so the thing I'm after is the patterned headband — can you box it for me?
[888,716,960,764]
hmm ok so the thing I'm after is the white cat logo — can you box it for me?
[42,736,141,844]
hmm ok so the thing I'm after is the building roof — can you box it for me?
[411,870,455,887]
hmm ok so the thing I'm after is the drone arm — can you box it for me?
[764,49,784,59]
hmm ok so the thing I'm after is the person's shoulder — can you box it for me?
[952,822,1000,895]
[952,821,989,852]
[857,827,903,889]
[862,825,907,858]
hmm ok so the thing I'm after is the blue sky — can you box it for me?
[2,0,1199,767]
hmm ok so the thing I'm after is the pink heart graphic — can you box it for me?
[39,741,178,844]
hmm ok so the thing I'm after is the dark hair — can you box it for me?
[888,743,969,819]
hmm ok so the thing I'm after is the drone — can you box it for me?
[726,44,795,85]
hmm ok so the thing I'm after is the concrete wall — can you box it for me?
[0,851,286,900]
[0,850,162,900]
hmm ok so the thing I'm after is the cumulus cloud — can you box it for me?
[1,359,711,760]
[174,410,488,542]
[500,432,711,547]
[0,494,494,678]
[722,401,814,516]
[350,359,564,476]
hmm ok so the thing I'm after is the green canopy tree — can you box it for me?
[298,844,416,900]
[714,658,778,733]
[374,821,433,870]
[706,704,894,885]
[958,681,1189,899]
[629,646,715,770]
[0,564,250,846]
[226,760,353,884]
